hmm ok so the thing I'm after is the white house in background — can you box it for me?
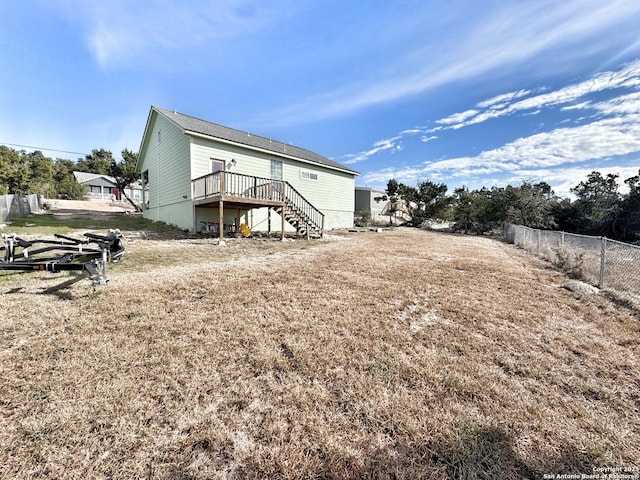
[135,106,359,238]
[355,186,389,218]
[354,186,414,224]
[73,171,143,203]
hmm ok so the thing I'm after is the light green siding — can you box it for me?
[156,200,194,229]
[190,135,278,180]
[139,108,356,232]
[189,134,355,230]
[138,112,193,229]
[284,164,355,217]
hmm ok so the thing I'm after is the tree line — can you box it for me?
[2,143,637,241]
[0,145,140,208]
[381,170,640,242]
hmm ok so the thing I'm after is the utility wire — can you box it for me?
[0,142,89,157]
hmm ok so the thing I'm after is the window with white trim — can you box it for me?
[270,159,283,180]
[300,169,318,181]
[211,159,225,173]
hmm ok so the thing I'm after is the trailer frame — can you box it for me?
[0,229,125,286]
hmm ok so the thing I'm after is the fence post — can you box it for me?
[598,237,606,288]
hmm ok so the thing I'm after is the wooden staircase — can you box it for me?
[191,171,325,239]
[272,182,324,238]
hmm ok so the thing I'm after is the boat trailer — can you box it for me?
[0,230,125,287]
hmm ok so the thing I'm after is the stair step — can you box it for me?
[270,188,323,238]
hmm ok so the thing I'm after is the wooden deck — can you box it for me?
[191,171,325,240]
[192,171,285,208]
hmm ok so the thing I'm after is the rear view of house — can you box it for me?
[136,106,358,237]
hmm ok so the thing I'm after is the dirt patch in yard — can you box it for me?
[0,228,638,478]
[46,199,137,215]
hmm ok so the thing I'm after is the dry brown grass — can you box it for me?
[1,228,638,479]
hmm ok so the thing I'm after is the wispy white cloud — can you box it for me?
[507,166,640,197]
[436,109,479,126]
[591,91,640,115]
[55,0,296,67]
[360,108,640,194]
[436,59,640,130]
[472,114,640,169]
[350,52,640,197]
[338,127,434,165]
[341,135,403,165]
[476,90,531,109]
[278,0,640,123]
[561,101,592,111]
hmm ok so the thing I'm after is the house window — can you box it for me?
[300,169,318,181]
[270,159,283,180]
[211,159,225,173]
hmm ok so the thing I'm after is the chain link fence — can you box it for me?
[504,223,640,300]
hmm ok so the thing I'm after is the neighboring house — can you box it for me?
[73,171,143,203]
[354,186,414,224]
[136,106,359,238]
[355,186,389,217]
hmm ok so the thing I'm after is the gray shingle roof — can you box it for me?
[73,171,143,188]
[73,171,116,186]
[154,106,358,175]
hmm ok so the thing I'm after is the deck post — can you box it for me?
[192,204,197,234]
[281,202,285,240]
[268,208,271,235]
[218,200,224,242]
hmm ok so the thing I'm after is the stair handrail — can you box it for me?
[191,171,324,236]
[282,182,324,235]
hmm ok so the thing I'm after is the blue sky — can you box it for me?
[1,0,640,198]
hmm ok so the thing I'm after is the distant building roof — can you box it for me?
[151,106,359,175]
[73,171,141,188]
[73,171,116,187]
[355,186,386,194]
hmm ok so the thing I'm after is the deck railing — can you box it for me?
[192,171,325,235]
[192,171,284,202]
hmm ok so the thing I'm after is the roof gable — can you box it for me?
[151,106,358,175]
[73,171,116,186]
[73,171,142,189]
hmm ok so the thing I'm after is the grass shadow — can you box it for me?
[423,424,602,479]
[230,423,606,479]
[319,424,604,479]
